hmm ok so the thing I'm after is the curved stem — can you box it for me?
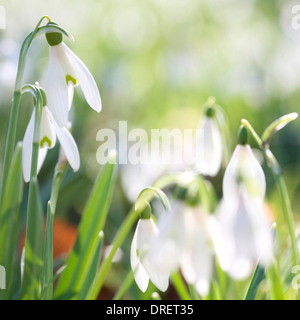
[0,16,71,212]
[21,86,44,299]
[0,16,49,208]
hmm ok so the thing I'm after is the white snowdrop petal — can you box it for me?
[22,110,35,183]
[191,213,213,295]
[150,203,186,272]
[130,221,149,293]
[22,109,49,182]
[138,219,169,292]
[37,147,48,176]
[195,278,210,297]
[180,250,197,284]
[223,145,266,203]
[195,117,223,177]
[62,43,101,113]
[215,191,273,280]
[45,46,69,127]
[47,108,80,172]
[68,84,74,111]
[39,108,56,149]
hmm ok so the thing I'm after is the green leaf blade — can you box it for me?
[54,159,116,300]
[0,143,24,299]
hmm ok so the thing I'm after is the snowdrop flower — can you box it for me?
[214,189,273,280]
[130,205,169,292]
[45,26,101,127]
[223,126,266,203]
[195,106,222,177]
[215,126,273,279]
[149,201,187,273]
[150,198,214,296]
[22,106,80,182]
[180,206,214,297]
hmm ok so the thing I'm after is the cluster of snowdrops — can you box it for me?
[0,17,298,300]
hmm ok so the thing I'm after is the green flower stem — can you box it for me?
[242,119,298,267]
[21,85,43,299]
[274,174,298,266]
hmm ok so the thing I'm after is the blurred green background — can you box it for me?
[0,0,300,299]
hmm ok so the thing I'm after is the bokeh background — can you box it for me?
[0,0,300,299]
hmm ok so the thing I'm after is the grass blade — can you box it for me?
[245,264,265,300]
[20,176,44,300]
[54,154,116,300]
[41,202,53,300]
[0,143,23,299]
[78,231,104,300]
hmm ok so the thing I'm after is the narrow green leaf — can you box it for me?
[41,202,53,300]
[0,143,23,299]
[78,231,104,300]
[245,264,265,300]
[21,177,44,300]
[261,112,298,144]
[266,264,285,300]
[54,156,116,300]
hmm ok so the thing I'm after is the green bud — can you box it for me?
[45,22,63,46]
[140,202,152,220]
[238,125,249,145]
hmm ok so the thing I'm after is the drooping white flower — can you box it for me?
[180,206,213,297]
[223,144,266,203]
[45,36,101,127]
[214,190,273,280]
[195,115,223,177]
[149,201,187,273]
[22,106,80,182]
[150,201,214,296]
[130,218,169,292]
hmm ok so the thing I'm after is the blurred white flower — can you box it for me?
[22,106,80,182]
[45,38,101,127]
[130,218,169,292]
[214,189,273,280]
[120,142,166,203]
[180,206,213,297]
[195,115,223,177]
[121,162,165,203]
[149,201,213,296]
[223,144,266,203]
[149,201,187,273]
